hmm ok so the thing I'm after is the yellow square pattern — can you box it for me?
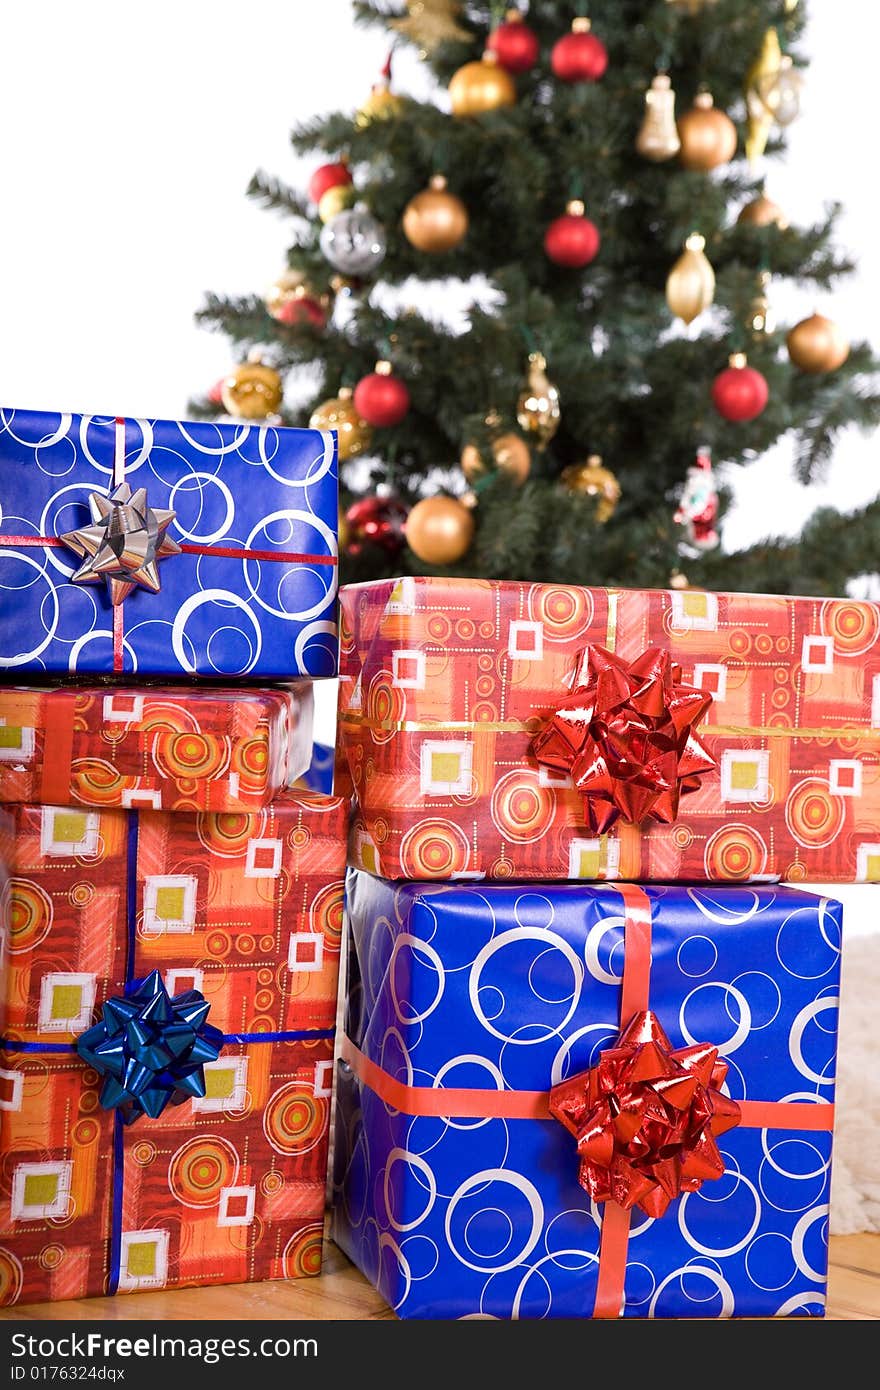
[126,1242,157,1277]
[23,1173,59,1207]
[205,1067,236,1100]
[50,985,83,1021]
[864,854,880,882]
[730,762,759,791]
[53,812,87,844]
[361,842,377,875]
[0,725,23,749]
[154,887,186,921]
[682,592,709,618]
[431,752,462,784]
[576,848,602,879]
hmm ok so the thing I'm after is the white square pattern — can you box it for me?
[669,591,719,631]
[829,760,863,798]
[192,1056,249,1114]
[288,933,324,973]
[40,808,100,858]
[419,740,473,797]
[217,1186,256,1228]
[102,694,145,724]
[117,1229,170,1292]
[142,875,198,934]
[856,843,880,882]
[0,721,35,764]
[121,788,162,810]
[244,838,283,879]
[38,972,96,1034]
[567,838,621,881]
[693,664,728,703]
[0,1069,24,1112]
[801,635,834,673]
[508,621,544,661]
[314,1060,334,1098]
[165,967,205,997]
[11,1161,73,1220]
[720,750,771,804]
[391,649,426,690]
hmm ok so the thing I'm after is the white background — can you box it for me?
[0,1,877,930]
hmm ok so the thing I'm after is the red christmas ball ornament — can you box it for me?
[711,353,769,423]
[207,378,225,406]
[308,162,352,206]
[344,494,409,556]
[544,199,600,267]
[487,10,540,74]
[551,17,607,83]
[353,360,411,428]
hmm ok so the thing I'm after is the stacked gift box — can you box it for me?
[329,575,863,1319]
[0,407,347,1304]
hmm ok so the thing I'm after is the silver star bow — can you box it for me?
[60,483,181,606]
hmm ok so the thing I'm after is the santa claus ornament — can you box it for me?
[674,446,719,552]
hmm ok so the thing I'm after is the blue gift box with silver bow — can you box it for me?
[0,408,338,677]
[332,873,842,1320]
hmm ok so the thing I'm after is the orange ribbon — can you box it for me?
[340,881,835,1319]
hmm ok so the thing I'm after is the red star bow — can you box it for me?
[549,1010,741,1218]
[532,644,716,832]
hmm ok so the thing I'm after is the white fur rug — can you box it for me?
[830,933,880,1233]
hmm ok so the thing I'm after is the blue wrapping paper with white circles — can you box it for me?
[332,873,842,1319]
[0,408,338,677]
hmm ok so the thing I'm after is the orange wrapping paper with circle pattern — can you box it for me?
[338,576,880,883]
[0,683,314,814]
[0,790,347,1305]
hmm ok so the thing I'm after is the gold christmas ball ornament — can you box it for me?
[402,175,469,254]
[677,91,737,172]
[665,233,715,325]
[461,431,531,485]
[220,351,283,419]
[737,191,788,229]
[561,455,621,523]
[516,352,561,449]
[318,183,356,224]
[636,74,681,162]
[449,50,517,117]
[309,387,374,461]
[786,313,850,374]
[406,495,475,565]
[356,80,404,128]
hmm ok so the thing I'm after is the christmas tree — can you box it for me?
[192,0,880,596]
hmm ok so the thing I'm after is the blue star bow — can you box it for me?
[75,970,223,1125]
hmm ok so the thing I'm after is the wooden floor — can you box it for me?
[4,1232,878,1321]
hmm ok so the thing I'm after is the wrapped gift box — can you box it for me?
[0,683,315,813]
[0,408,338,678]
[333,872,842,1319]
[0,790,348,1304]
[339,575,880,882]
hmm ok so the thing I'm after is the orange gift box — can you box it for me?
[338,575,880,883]
[0,789,347,1304]
[0,683,314,813]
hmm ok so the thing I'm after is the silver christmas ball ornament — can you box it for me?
[319,206,387,276]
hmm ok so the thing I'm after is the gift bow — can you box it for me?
[549,1009,741,1218]
[532,644,716,832]
[75,970,223,1125]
